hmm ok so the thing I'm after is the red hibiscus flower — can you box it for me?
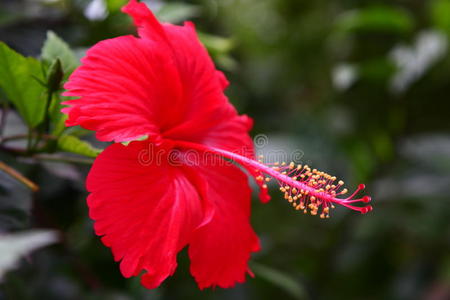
[62,0,372,289]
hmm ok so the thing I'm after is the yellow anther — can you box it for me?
[274,161,348,219]
[256,176,264,181]
[265,177,271,182]
[262,184,268,189]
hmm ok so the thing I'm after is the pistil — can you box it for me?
[174,140,372,218]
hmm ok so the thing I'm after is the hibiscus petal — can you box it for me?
[164,105,254,152]
[63,33,183,143]
[86,141,211,288]
[187,160,261,289]
[64,0,256,153]
[124,1,236,136]
[121,0,167,42]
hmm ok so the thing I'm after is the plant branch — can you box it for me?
[1,143,94,165]
[0,161,39,192]
[0,134,29,144]
[0,104,9,139]
[33,153,94,165]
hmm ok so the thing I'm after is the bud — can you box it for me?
[46,58,64,93]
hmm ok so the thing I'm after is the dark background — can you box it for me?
[1,0,450,299]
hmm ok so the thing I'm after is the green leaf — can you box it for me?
[105,0,128,12]
[198,32,234,55]
[41,31,79,75]
[121,135,149,146]
[430,0,450,33]
[0,42,47,127]
[57,135,101,158]
[359,58,396,84]
[198,32,236,70]
[336,6,414,34]
[156,3,200,23]
[251,263,308,300]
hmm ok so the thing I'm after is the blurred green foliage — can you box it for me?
[0,42,46,127]
[0,0,449,299]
